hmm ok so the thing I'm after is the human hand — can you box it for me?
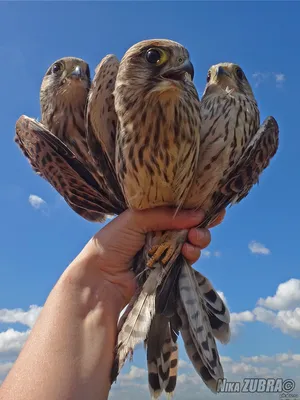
[68,208,225,313]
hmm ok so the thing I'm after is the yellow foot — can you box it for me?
[147,241,175,268]
[146,230,188,268]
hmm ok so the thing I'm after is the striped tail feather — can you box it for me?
[177,298,220,392]
[146,315,179,399]
[194,270,230,343]
[111,264,168,382]
[178,260,225,382]
[165,340,178,398]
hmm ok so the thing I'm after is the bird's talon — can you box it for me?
[147,242,174,268]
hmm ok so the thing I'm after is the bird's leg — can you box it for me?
[146,230,188,268]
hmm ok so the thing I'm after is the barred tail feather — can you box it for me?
[112,290,156,380]
[177,299,219,392]
[147,315,178,399]
[178,260,224,381]
[165,340,178,398]
[194,270,231,344]
[112,264,168,382]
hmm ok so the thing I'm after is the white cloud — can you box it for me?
[230,310,255,336]
[110,352,300,400]
[220,356,233,363]
[0,329,30,355]
[272,308,300,336]
[248,240,270,255]
[28,194,46,209]
[119,366,147,381]
[257,279,300,310]
[217,291,227,306]
[0,362,13,380]
[275,73,286,83]
[0,305,42,328]
[241,353,300,367]
[201,250,221,258]
[228,302,300,338]
[252,72,269,87]
[178,359,190,369]
[229,306,300,338]
[252,72,286,88]
[250,279,300,337]
[228,362,276,377]
[231,311,255,323]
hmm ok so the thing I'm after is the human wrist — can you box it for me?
[61,256,125,319]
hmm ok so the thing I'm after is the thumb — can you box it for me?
[125,207,206,233]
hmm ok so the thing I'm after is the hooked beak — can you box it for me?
[180,59,194,80]
[162,59,195,81]
[216,66,230,78]
[69,65,83,80]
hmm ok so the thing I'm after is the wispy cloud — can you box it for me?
[252,72,286,88]
[28,194,49,215]
[202,250,221,258]
[241,353,300,368]
[28,194,46,209]
[217,291,227,306]
[275,73,286,84]
[119,366,147,381]
[248,240,270,255]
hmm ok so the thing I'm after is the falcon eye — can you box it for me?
[206,71,211,82]
[146,49,161,64]
[145,48,167,66]
[236,68,244,80]
[52,63,63,73]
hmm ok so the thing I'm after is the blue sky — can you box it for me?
[0,1,300,398]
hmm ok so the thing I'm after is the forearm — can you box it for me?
[0,257,122,400]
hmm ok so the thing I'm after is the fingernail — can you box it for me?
[186,243,195,254]
[196,229,206,241]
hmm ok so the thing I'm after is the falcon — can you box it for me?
[14,42,279,399]
[84,44,231,398]
[112,60,279,397]
[40,57,91,165]
[15,57,126,221]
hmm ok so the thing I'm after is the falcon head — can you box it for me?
[203,63,254,99]
[40,57,91,105]
[116,39,195,93]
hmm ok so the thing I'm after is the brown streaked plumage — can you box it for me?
[40,56,125,215]
[14,116,124,221]
[174,64,278,390]
[15,57,126,220]
[40,57,91,165]
[114,39,200,211]
[112,39,201,398]
[187,62,260,212]
[112,59,279,398]
[110,39,229,399]
[16,57,91,183]
[14,46,279,399]
[85,54,126,212]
